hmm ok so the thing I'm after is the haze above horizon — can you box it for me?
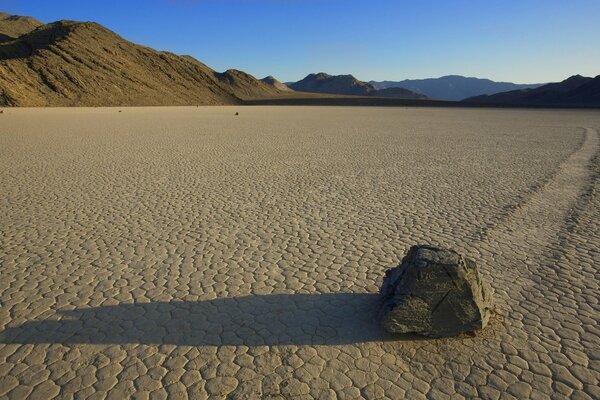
[3,0,599,84]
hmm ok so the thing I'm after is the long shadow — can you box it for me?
[0,293,422,346]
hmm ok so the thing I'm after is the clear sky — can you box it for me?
[2,0,599,83]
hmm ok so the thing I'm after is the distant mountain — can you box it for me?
[370,75,543,101]
[0,13,285,106]
[261,76,292,91]
[464,75,600,107]
[290,73,373,96]
[289,73,427,99]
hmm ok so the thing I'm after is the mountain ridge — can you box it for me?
[0,12,42,42]
[0,14,285,106]
[464,75,600,107]
[289,73,427,99]
[370,75,543,101]
[1,12,597,108]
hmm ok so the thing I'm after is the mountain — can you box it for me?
[0,12,42,42]
[261,76,292,91]
[370,75,543,101]
[290,73,374,96]
[0,14,285,106]
[464,75,600,107]
[289,73,426,99]
[214,69,286,100]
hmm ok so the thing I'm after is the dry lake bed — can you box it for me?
[0,106,599,399]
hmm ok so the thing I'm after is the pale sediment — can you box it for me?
[0,107,599,399]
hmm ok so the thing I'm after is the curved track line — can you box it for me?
[468,126,599,297]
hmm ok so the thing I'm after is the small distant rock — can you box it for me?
[380,244,493,337]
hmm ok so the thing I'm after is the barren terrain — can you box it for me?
[1,107,599,399]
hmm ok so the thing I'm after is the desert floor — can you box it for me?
[1,106,599,399]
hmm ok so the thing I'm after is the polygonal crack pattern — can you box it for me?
[1,107,599,399]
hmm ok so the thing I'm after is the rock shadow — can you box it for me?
[0,293,422,346]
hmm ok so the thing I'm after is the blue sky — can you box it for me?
[3,0,599,83]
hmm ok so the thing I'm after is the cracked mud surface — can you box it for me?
[1,106,599,399]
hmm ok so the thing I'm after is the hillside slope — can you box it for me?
[0,16,284,106]
[464,75,600,107]
[261,76,292,91]
[0,12,42,42]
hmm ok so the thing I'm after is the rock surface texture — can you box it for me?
[380,245,493,337]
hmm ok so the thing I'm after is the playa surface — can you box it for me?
[1,106,599,399]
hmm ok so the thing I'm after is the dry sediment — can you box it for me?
[0,107,599,399]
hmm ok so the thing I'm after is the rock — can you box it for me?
[380,244,493,337]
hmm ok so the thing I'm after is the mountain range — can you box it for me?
[288,73,427,99]
[464,75,600,107]
[0,13,286,106]
[0,11,598,108]
[369,75,543,101]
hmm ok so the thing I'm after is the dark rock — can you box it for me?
[380,244,493,337]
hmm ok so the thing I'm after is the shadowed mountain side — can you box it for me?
[290,73,375,96]
[370,75,543,101]
[374,87,428,99]
[464,75,600,107]
[0,293,419,346]
[244,95,600,108]
[289,73,426,99]
[245,97,451,107]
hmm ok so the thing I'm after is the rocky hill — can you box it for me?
[370,75,542,101]
[464,75,600,107]
[289,73,426,99]
[0,12,42,42]
[0,14,285,106]
[290,73,374,96]
[261,76,292,91]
